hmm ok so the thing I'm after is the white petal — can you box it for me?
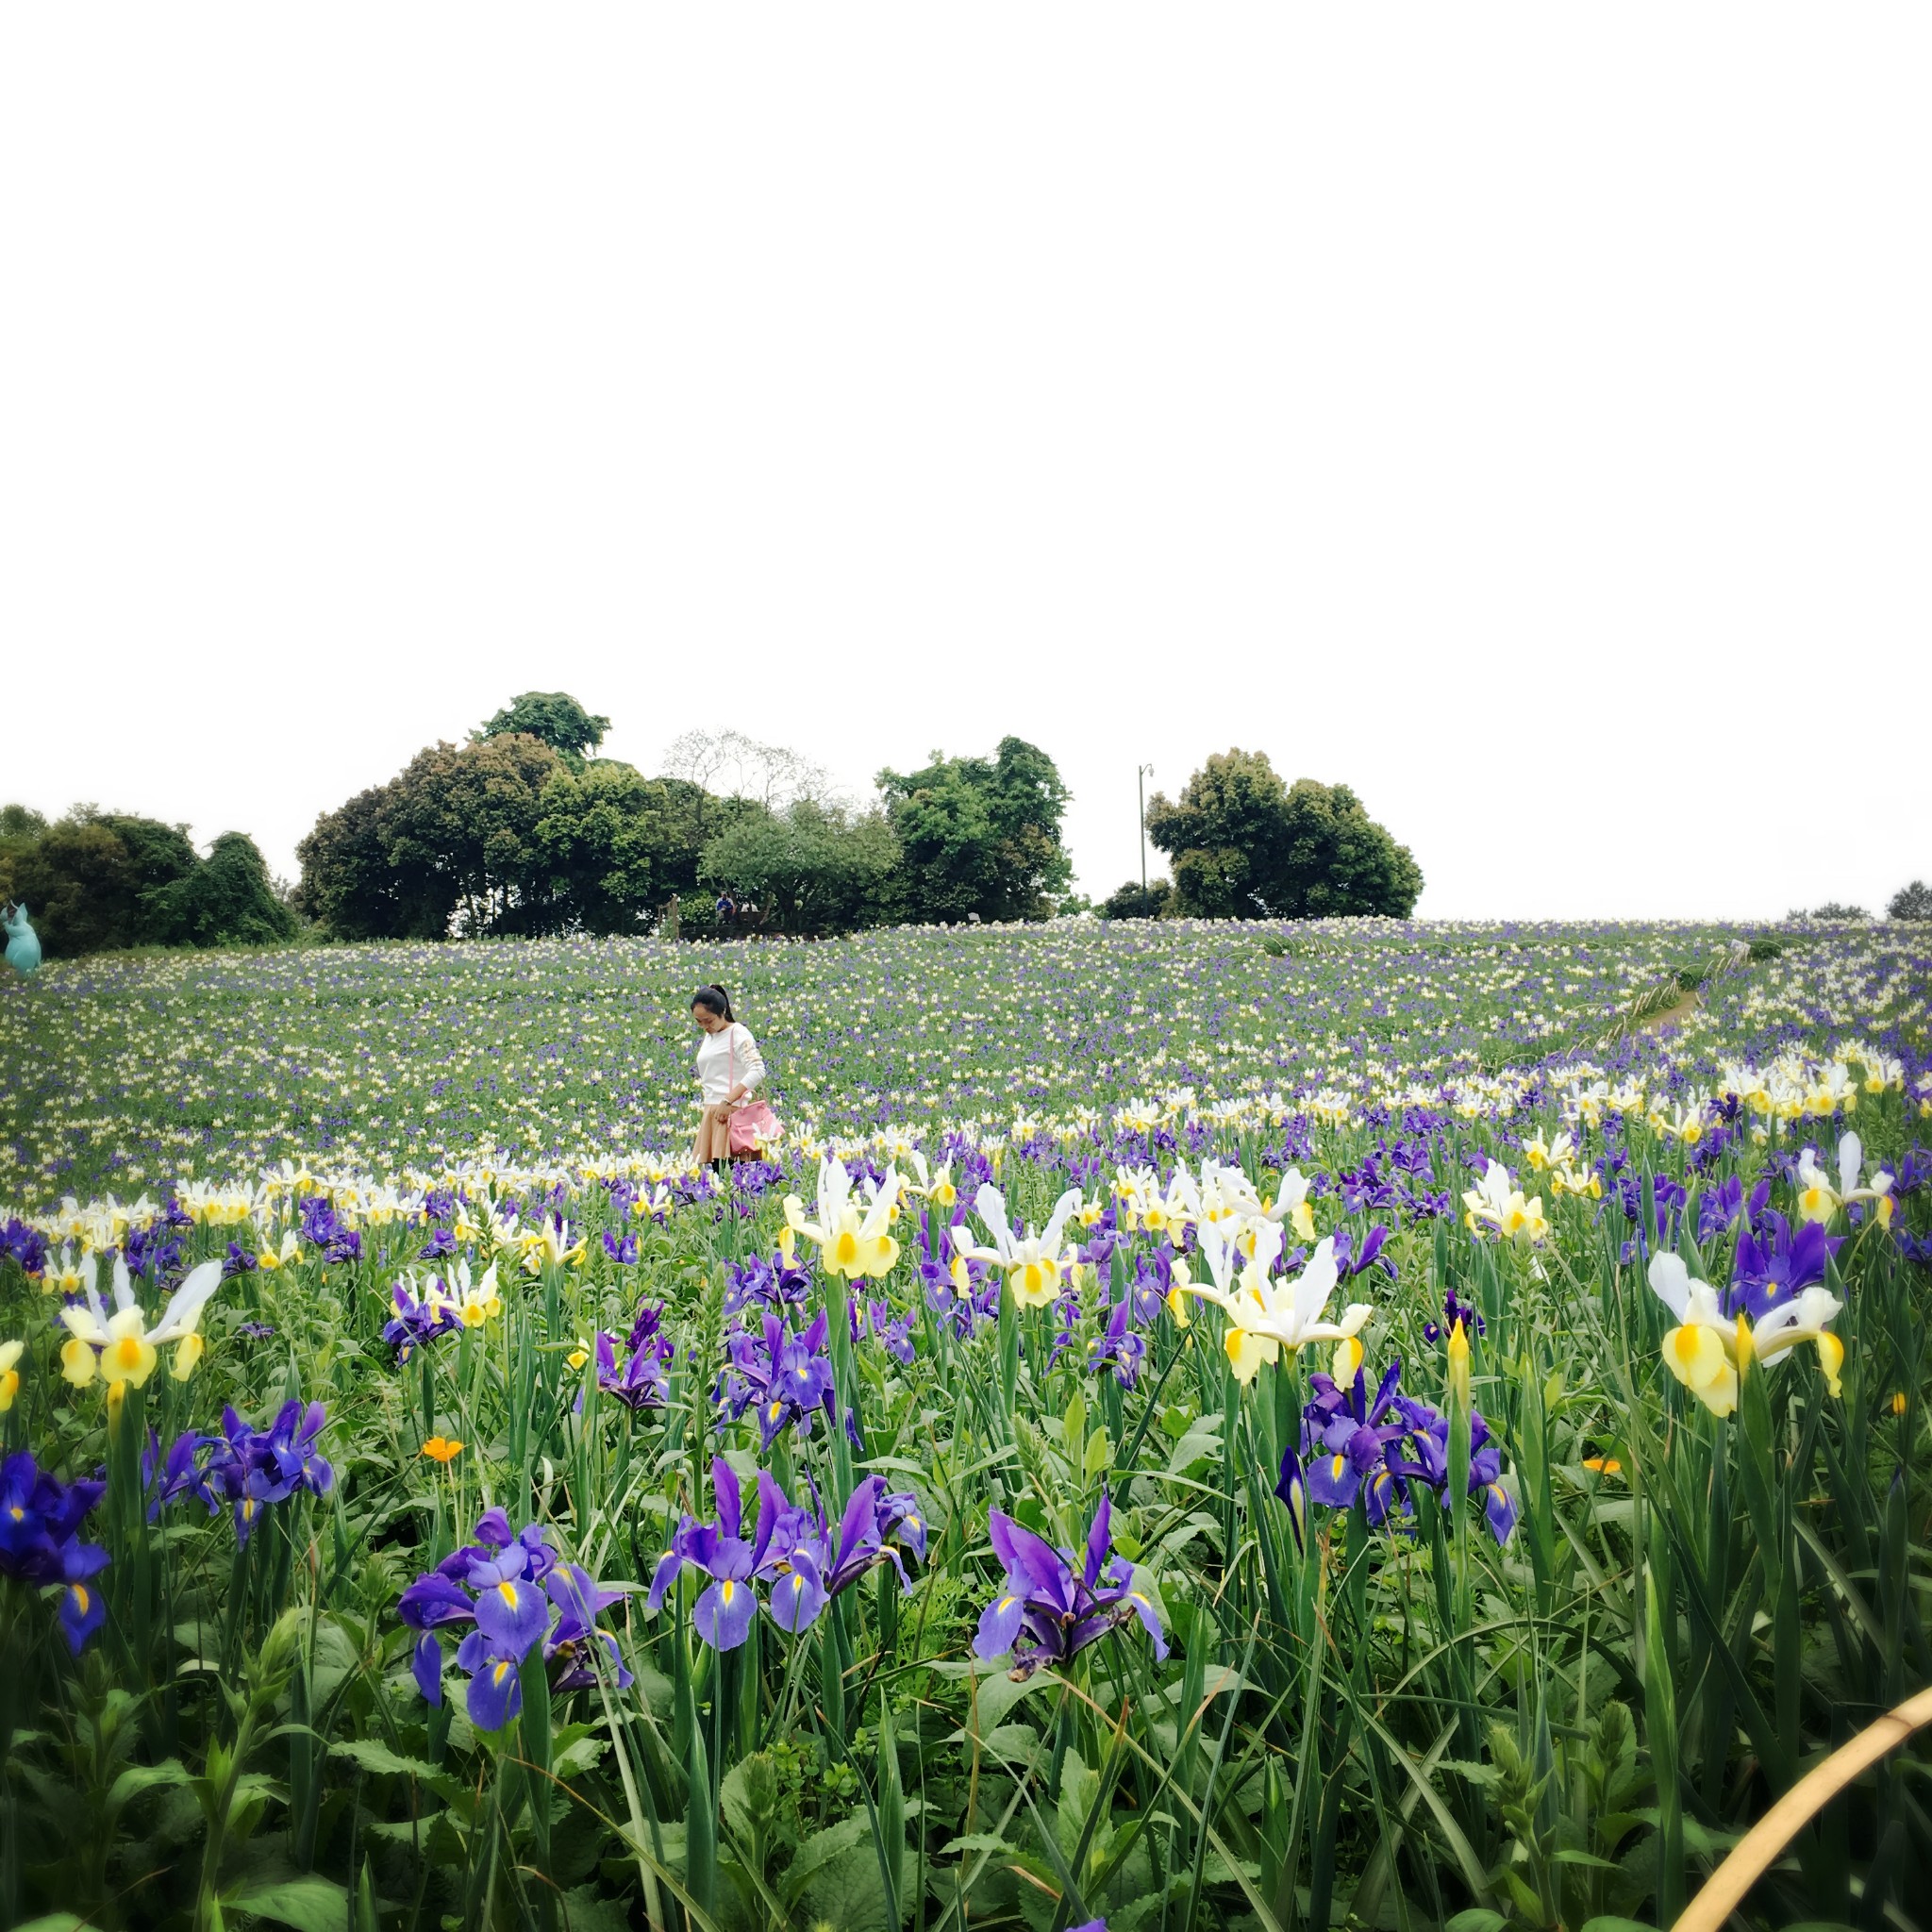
[1647,1251,1693,1321]
[150,1258,225,1343]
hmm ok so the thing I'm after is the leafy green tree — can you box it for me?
[377,735,563,935]
[1886,882,1929,920]
[4,808,289,955]
[877,737,1072,924]
[1102,878,1174,920]
[295,784,433,940]
[535,761,669,935]
[146,833,298,946]
[7,816,139,955]
[699,800,899,937]
[8,808,199,956]
[475,691,611,765]
[1146,750,1422,920]
[0,804,48,906]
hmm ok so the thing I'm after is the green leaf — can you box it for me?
[780,1815,873,1906]
[108,1757,194,1813]
[226,1875,351,1932]
[558,1885,635,1932]
[326,1738,437,1779]
[1446,1912,1507,1932]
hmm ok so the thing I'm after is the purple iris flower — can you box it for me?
[648,1463,925,1648]
[1727,1211,1840,1321]
[1329,1224,1395,1281]
[724,1251,812,1318]
[716,1313,836,1451]
[544,1563,633,1690]
[0,1452,110,1653]
[297,1195,362,1265]
[858,1298,918,1364]
[0,1218,50,1277]
[160,1400,336,1546]
[586,1326,672,1411]
[1085,1296,1146,1389]
[752,1472,923,1634]
[220,1241,259,1279]
[973,1493,1167,1679]
[647,1458,760,1651]
[602,1230,640,1266]
[399,1511,628,1718]
[1302,1360,1410,1524]
[1274,1365,1518,1548]
[381,1277,462,1360]
[1423,1288,1485,1345]
[1391,1395,1516,1545]
[458,1576,553,1729]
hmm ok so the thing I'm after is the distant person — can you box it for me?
[690,983,777,1171]
[714,891,737,936]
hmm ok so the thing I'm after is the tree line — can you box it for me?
[1,695,1437,958]
[0,806,295,958]
[291,692,1076,941]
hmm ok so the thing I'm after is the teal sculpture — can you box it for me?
[4,904,42,976]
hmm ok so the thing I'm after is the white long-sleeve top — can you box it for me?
[694,1022,766,1106]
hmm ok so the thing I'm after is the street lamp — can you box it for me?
[1137,763,1155,892]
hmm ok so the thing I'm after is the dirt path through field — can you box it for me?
[1635,986,1701,1033]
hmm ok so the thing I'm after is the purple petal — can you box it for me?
[692,1574,758,1651]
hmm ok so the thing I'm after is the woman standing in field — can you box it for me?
[689,983,775,1170]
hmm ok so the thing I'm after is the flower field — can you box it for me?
[0,917,1927,1932]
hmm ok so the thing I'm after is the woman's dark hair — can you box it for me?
[691,984,733,1023]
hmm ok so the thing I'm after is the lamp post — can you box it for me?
[1137,762,1155,892]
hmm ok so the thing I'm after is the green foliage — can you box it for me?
[475,691,611,763]
[534,760,686,936]
[1748,935,1783,961]
[1146,750,1423,920]
[0,920,1925,1930]
[1889,878,1932,921]
[698,798,900,938]
[877,736,1073,924]
[1101,878,1174,920]
[145,833,298,948]
[1,808,289,958]
[298,735,564,939]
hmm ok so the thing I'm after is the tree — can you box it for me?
[475,692,611,764]
[1886,880,1931,921]
[534,760,711,936]
[1145,751,1422,920]
[377,735,563,936]
[662,730,837,814]
[8,808,200,956]
[0,805,47,906]
[8,808,291,956]
[1102,878,1174,920]
[296,784,433,940]
[147,833,297,946]
[877,737,1073,924]
[699,801,900,938]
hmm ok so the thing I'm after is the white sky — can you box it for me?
[3,8,1927,922]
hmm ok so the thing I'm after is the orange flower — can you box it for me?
[1581,1455,1623,1477]
[422,1436,464,1464]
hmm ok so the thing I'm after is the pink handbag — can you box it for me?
[724,1029,779,1155]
